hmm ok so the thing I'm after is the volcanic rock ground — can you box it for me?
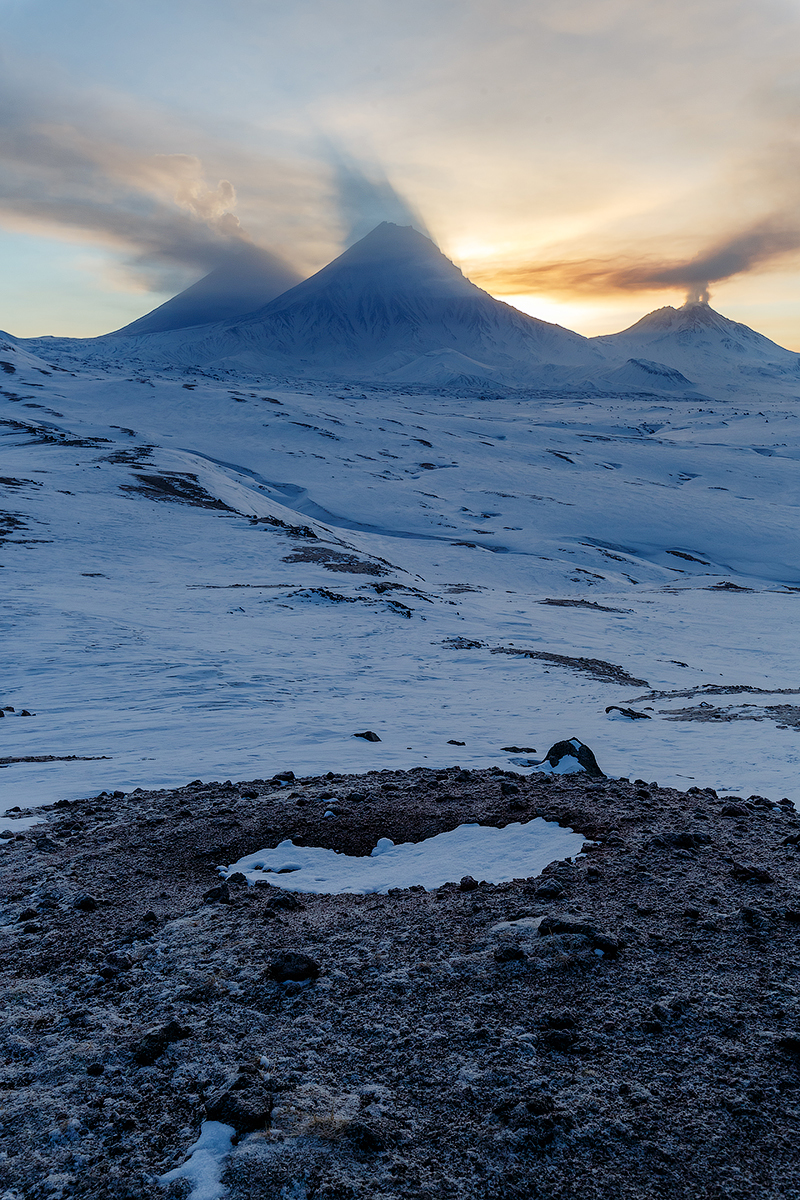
[3,767,800,1199]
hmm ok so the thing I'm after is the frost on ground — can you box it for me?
[225,819,586,894]
[2,342,800,818]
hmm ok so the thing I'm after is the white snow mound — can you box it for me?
[224,818,585,894]
[157,1120,235,1200]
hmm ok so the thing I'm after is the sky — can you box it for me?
[3,0,800,345]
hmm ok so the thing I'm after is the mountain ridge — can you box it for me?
[15,230,800,393]
[100,223,604,383]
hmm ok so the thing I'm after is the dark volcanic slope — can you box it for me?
[3,767,800,1200]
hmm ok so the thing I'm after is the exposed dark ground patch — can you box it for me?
[120,473,237,511]
[630,685,800,703]
[287,588,414,618]
[0,476,42,489]
[0,755,112,767]
[3,770,800,1199]
[0,416,110,449]
[443,639,648,688]
[0,511,29,543]
[662,704,800,729]
[101,446,155,465]
[538,599,631,613]
[282,545,390,576]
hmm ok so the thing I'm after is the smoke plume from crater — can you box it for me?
[478,218,800,306]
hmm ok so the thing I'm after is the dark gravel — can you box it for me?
[2,766,800,1199]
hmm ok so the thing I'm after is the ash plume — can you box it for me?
[480,219,800,305]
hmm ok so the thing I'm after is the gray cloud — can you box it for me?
[480,219,800,305]
[0,75,311,293]
[0,70,434,299]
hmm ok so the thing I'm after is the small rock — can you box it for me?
[354,731,381,742]
[777,1034,800,1058]
[494,945,526,963]
[347,1122,386,1153]
[459,876,479,891]
[241,790,258,800]
[501,782,520,796]
[131,1020,193,1065]
[447,739,466,746]
[540,1029,576,1051]
[538,916,621,958]
[227,872,248,886]
[605,706,651,720]
[669,831,712,850]
[105,951,132,969]
[267,892,303,911]
[730,862,773,884]
[535,881,566,901]
[206,1080,273,1132]
[501,746,537,753]
[141,910,158,924]
[74,895,98,912]
[17,907,38,921]
[86,1063,105,1076]
[530,739,605,777]
[203,883,231,904]
[267,951,320,982]
[544,1012,576,1030]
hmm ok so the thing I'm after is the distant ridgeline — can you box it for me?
[25,223,800,392]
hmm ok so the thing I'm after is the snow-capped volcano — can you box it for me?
[106,223,602,382]
[111,242,301,336]
[593,301,800,384]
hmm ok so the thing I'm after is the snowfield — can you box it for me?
[2,323,800,824]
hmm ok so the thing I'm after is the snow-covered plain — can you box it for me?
[2,329,800,824]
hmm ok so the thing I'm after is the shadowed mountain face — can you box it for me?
[111,243,301,336]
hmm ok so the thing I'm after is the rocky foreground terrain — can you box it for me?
[2,765,800,1199]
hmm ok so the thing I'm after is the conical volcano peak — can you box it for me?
[609,302,757,340]
[112,242,301,336]
[350,221,434,249]
[595,297,800,373]
[334,221,459,275]
[263,220,476,309]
